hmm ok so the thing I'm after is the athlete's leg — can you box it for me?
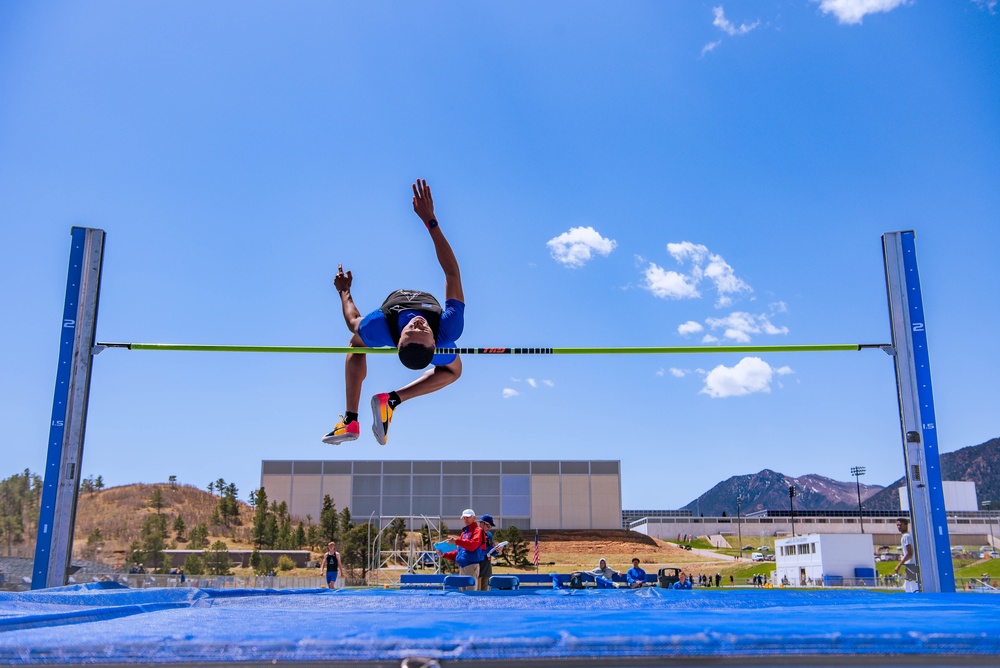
[323,334,368,444]
[395,354,462,402]
[345,333,367,413]
[370,356,461,445]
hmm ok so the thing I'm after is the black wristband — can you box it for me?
[427,218,438,229]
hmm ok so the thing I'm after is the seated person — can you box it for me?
[672,571,693,590]
[574,558,620,589]
[625,558,647,589]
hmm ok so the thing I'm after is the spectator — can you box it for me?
[578,558,619,589]
[439,509,486,590]
[626,558,647,589]
[672,572,693,590]
[893,517,919,593]
[714,572,722,588]
[477,513,496,591]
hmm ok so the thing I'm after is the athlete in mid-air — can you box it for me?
[323,179,465,445]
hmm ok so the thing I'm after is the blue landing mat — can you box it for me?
[2,583,1000,664]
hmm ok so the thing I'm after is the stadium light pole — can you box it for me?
[851,466,867,534]
[789,486,797,536]
[737,496,743,560]
[983,501,995,552]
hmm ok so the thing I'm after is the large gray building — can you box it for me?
[260,460,622,530]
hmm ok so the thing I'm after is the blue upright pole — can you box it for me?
[883,230,954,593]
[32,227,105,589]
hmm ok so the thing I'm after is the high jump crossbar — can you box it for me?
[94,342,894,355]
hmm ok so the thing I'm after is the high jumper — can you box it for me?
[323,179,465,446]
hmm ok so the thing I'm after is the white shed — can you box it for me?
[775,533,876,587]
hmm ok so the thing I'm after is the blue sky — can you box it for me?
[2,0,998,511]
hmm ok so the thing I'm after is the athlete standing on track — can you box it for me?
[323,179,465,445]
[320,542,343,588]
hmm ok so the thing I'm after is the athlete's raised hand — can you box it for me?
[334,263,353,294]
[412,179,436,227]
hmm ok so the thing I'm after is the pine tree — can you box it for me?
[148,487,166,514]
[140,513,168,571]
[183,553,206,576]
[203,540,232,575]
[319,495,339,543]
[339,506,353,533]
[126,540,144,567]
[168,475,177,490]
[386,518,406,549]
[94,475,104,492]
[86,527,104,558]
[294,522,306,550]
[503,526,531,567]
[251,487,270,549]
[0,475,26,556]
[173,515,187,541]
[306,524,320,551]
[188,523,210,550]
[263,513,278,548]
[340,523,372,577]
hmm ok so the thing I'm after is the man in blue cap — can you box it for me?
[477,514,496,591]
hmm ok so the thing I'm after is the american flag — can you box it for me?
[532,530,540,565]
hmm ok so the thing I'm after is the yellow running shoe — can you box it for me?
[371,393,394,445]
[321,416,360,445]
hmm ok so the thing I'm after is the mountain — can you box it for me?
[682,470,883,517]
[684,436,1000,515]
[863,437,1000,511]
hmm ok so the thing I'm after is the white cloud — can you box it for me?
[724,328,752,343]
[973,0,997,13]
[775,366,794,376]
[678,321,704,336]
[713,6,760,36]
[667,241,709,264]
[769,301,788,314]
[815,0,910,25]
[701,40,722,57]
[642,242,751,306]
[702,334,719,343]
[703,254,750,296]
[701,357,791,398]
[705,311,789,342]
[669,368,689,378]
[546,226,617,268]
[656,368,666,377]
[505,378,555,394]
[643,264,700,299]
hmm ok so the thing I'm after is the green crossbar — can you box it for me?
[96,342,891,355]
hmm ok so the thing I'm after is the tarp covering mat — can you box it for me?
[3,583,1000,666]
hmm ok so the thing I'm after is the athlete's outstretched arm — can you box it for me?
[335,263,363,334]
[412,179,464,303]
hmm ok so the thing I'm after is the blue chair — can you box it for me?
[443,575,476,590]
[488,575,519,590]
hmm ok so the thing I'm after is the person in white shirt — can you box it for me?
[893,517,919,593]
